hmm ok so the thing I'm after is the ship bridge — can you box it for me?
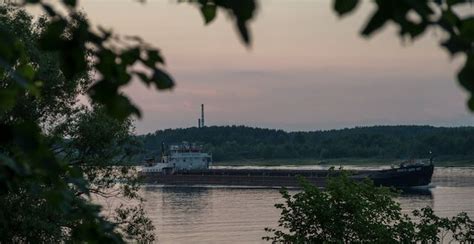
[166,142,212,171]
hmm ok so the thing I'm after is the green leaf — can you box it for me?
[468,96,474,111]
[88,80,119,103]
[0,29,17,61]
[458,53,474,113]
[147,49,165,65]
[107,94,141,120]
[88,81,140,120]
[458,54,474,104]
[361,10,389,37]
[237,20,250,45]
[438,10,460,35]
[334,0,359,17]
[459,17,474,40]
[0,88,17,112]
[151,69,174,90]
[38,19,67,50]
[192,0,256,46]
[62,0,77,7]
[96,49,116,78]
[59,44,87,79]
[442,9,460,26]
[121,47,140,66]
[41,3,57,17]
[134,71,150,86]
[201,4,217,24]
[446,0,473,6]
[0,153,25,175]
[17,63,36,81]
[400,21,427,39]
[441,36,470,55]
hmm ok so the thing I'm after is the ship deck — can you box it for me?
[171,168,374,177]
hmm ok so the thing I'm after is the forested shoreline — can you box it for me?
[138,125,474,163]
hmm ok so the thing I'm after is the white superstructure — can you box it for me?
[141,142,212,173]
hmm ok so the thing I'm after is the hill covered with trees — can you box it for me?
[139,125,474,162]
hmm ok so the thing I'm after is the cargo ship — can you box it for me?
[139,142,434,189]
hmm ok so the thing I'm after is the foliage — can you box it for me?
[0,0,256,240]
[139,125,474,161]
[0,5,153,242]
[0,0,256,241]
[263,175,474,243]
[333,0,474,110]
[0,6,121,242]
[59,107,155,242]
[189,0,258,44]
[0,0,257,241]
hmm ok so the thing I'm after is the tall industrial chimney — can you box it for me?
[201,104,205,127]
[198,118,201,128]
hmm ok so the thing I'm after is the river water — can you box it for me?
[142,166,474,243]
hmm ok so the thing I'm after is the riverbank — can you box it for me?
[214,157,474,167]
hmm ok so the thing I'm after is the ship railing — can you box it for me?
[169,145,204,153]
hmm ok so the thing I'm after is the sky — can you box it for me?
[77,0,472,134]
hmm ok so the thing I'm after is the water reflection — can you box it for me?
[142,167,474,243]
[398,189,434,214]
[433,167,474,187]
[400,187,433,196]
[158,187,212,214]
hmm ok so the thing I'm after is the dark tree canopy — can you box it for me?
[140,125,474,162]
[264,175,474,243]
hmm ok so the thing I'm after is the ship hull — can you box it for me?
[140,165,434,189]
[361,164,434,188]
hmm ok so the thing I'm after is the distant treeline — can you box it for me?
[138,125,474,161]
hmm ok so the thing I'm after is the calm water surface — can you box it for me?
[142,167,474,244]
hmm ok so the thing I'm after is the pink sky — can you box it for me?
[78,0,472,134]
